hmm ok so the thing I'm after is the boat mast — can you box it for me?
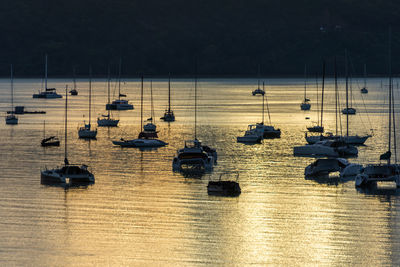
[264,82,272,125]
[107,66,111,118]
[388,27,392,164]
[10,64,13,113]
[150,79,154,121]
[345,49,349,137]
[363,63,367,89]
[64,85,68,165]
[316,73,319,126]
[168,74,171,112]
[45,54,48,90]
[194,61,197,140]
[304,64,307,100]
[257,64,260,90]
[43,120,45,139]
[141,75,144,131]
[73,67,77,90]
[334,58,338,136]
[320,61,325,130]
[118,58,122,100]
[262,82,265,124]
[89,67,92,127]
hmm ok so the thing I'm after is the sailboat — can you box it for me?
[356,29,400,188]
[237,124,262,143]
[78,68,97,139]
[33,54,62,99]
[306,55,371,145]
[5,64,18,125]
[342,68,356,115]
[106,59,134,110]
[360,64,368,94]
[142,80,157,135]
[41,120,60,146]
[160,74,175,122]
[41,86,95,185]
[307,62,325,133]
[97,67,119,127]
[300,64,311,110]
[69,67,78,95]
[112,75,167,147]
[172,66,217,171]
[252,65,265,96]
[256,82,281,138]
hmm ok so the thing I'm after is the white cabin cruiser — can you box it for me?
[305,158,362,177]
[294,140,358,157]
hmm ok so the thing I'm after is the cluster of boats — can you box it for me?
[5,50,400,193]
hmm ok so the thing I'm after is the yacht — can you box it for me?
[305,158,362,177]
[294,140,358,157]
[173,139,214,171]
[41,86,95,185]
[32,54,62,99]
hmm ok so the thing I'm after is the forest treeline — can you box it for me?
[1,0,400,77]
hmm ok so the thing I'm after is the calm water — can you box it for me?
[1,77,400,266]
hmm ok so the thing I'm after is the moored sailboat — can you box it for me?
[5,64,18,125]
[78,68,97,138]
[300,64,311,110]
[160,74,175,122]
[98,67,119,127]
[106,59,134,110]
[32,54,62,99]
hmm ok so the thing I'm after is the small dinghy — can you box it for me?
[207,172,241,197]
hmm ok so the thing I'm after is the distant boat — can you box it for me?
[41,121,60,147]
[256,82,281,138]
[98,67,119,127]
[78,68,97,139]
[5,64,18,125]
[237,124,262,143]
[360,64,368,94]
[305,158,361,178]
[342,107,356,115]
[113,75,167,148]
[32,54,62,99]
[69,67,78,95]
[342,70,356,115]
[141,80,158,137]
[294,140,358,158]
[300,64,311,110]
[160,74,175,122]
[106,59,134,110]
[41,86,95,185]
[252,65,265,96]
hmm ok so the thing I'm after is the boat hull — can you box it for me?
[301,103,311,110]
[78,129,97,139]
[113,138,167,147]
[237,135,262,143]
[207,181,241,196]
[306,135,370,145]
[5,117,18,125]
[294,145,339,157]
[106,103,134,110]
[41,140,60,147]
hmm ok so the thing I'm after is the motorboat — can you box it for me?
[305,158,362,177]
[356,164,400,188]
[173,139,214,172]
[113,138,167,147]
[33,55,62,99]
[360,87,368,94]
[305,132,371,145]
[41,136,60,147]
[106,99,134,110]
[41,85,95,185]
[294,140,358,157]
[78,123,97,139]
[342,107,356,115]
[237,125,262,143]
[161,75,175,122]
[207,172,241,197]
